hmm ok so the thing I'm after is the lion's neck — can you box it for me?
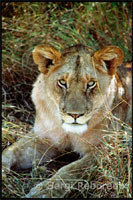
[105,75,117,111]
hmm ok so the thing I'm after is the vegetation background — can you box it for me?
[2,2,132,198]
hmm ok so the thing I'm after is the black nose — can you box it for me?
[68,113,84,119]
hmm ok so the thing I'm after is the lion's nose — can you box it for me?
[68,113,84,119]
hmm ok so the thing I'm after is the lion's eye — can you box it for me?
[87,81,96,89]
[58,79,67,89]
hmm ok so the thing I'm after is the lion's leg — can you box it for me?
[2,133,60,174]
[26,153,96,198]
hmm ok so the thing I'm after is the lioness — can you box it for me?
[2,44,132,198]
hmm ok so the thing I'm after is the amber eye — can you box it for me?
[58,79,67,89]
[87,81,96,89]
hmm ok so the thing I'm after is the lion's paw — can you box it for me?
[25,180,50,198]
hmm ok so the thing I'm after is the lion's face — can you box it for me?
[46,52,112,135]
[32,44,123,135]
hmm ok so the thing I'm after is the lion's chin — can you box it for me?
[62,123,88,135]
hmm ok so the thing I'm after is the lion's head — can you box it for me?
[32,44,123,135]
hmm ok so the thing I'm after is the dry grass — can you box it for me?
[2,2,132,198]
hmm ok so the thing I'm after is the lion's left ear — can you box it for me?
[32,44,61,74]
[93,46,123,75]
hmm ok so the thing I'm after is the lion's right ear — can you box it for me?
[93,46,123,75]
[32,44,61,74]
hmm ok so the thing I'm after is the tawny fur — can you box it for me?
[2,44,131,198]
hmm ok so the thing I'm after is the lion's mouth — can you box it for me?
[72,122,79,125]
[62,123,88,135]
